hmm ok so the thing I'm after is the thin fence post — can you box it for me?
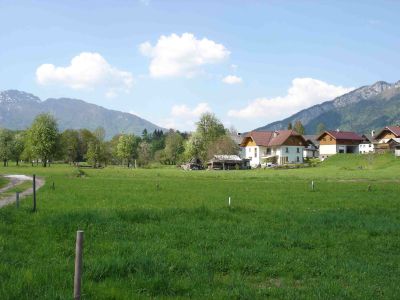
[16,192,19,208]
[32,174,36,212]
[74,230,84,300]
[311,180,315,191]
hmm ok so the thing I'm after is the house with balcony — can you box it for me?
[373,126,400,153]
[240,130,307,167]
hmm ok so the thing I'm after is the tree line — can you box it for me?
[287,120,326,135]
[0,113,238,167]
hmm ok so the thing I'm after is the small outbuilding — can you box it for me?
[181,158,204,170]
[207,155,250,170]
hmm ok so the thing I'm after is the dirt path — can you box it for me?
[0,175,45,208]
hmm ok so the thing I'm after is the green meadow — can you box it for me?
[1,154,400,299]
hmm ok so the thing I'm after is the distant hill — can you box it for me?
[0,90,165,139]
[256,80,400,134]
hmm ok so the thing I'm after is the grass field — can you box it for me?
[1,154,400,299]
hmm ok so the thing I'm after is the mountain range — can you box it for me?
[256,80,400,135]
[0,90,164,139]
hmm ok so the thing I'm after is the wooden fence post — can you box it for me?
[16,192,19,208]
[32,174,36,212]
[74,230,84,300]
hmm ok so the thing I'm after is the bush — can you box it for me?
[71,168,86,178]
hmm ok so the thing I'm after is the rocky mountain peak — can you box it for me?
[333,81,393,108]
[0,90,41,104]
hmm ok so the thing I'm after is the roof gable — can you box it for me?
[241,130,306,147]
[375,126,400,139]
[317,130,363,141]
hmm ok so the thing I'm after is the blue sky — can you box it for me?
[0,0,399,132]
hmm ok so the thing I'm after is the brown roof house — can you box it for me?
[240,130,307,167]
[317,130,363,160]
[373,126,400,153]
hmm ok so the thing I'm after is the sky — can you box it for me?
[0,0,399,132]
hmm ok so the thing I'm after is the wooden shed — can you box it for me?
[207,155,250,170]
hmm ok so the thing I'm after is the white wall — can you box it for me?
[320,145,337,155]
[359,143,374,154]
[276,146,304,164]
[245,146,266,167]
[320,144,360,160]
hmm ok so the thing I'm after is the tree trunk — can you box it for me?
[3,160,6,167]
[16,160,19,166]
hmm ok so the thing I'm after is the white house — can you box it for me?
[359,132,375,154]
[317,130,363,160]
[240,130,307,167]
[303,135,319,158]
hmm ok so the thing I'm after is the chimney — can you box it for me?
[273,131,278,138]
[336,128,340,132]
[371,130,375,137]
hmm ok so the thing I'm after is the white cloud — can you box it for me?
[139,33,230,78]
[36,52,134,97]
[222,75,242,84]
[161,102,212,131]
[228,78,353,122]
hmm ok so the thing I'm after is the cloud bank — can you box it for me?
[162,102,212,131]
[139,33,230,78]
[36,52,134,97]
[228,78,353,122]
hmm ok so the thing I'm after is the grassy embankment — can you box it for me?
[0,154,399,299]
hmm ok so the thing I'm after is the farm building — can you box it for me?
[359,132,375,154]
[303,135,319,158]
[181,158,204,170]
[240,130,307,167]
[207,155,250,170]
[374,126,400,153]
[317,130,363,160]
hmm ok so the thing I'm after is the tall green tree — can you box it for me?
[287,122,293,130]
[61,129,80,164]
[163,131,184,165]
[28,114,59,167]
[293,120,305,135]
[86,141,101,168]
[11,132,25,166]
[185,113,227,162]
[0,128,13,166]
[206,134,239,160]
[137,141,151,166]
[116,134,139,167]
[316,122,326,135]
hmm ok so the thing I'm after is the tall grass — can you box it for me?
[0,154,399,299]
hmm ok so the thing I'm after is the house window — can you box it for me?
[266,148,271,155]
[297,156,300,162]
[285,147,289,153]
[254,147,257,158]
[296,147,300,153]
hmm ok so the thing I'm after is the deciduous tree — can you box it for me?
[28,114,58,167]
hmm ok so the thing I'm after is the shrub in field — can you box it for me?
[71,168,86,178]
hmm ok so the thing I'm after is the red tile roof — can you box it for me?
[376,126,400,139]
[317,131,363,141]
[241,130,306,147]
[387,126,400,136]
